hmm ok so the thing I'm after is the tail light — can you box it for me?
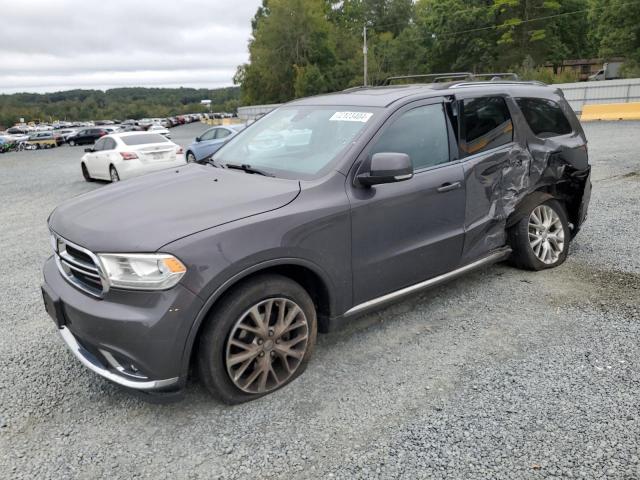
[176,147,183,154]
[120,152,138,160]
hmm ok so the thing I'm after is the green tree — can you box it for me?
[589,0,640,75]
[235,0,337,104]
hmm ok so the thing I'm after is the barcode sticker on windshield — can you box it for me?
[329,112,373,123]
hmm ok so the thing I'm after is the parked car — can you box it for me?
[67,128,108,146]
[118,124,145,132]
[185,124,245,163]
[7,126,30,134]
[79,132,185,182]
[42,77,591,404]
[148,124,171,138]
[27,131,63,148]
[55,128,78,141]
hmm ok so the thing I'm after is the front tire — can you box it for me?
[186,152,196,163]
[509,198,569,270]
[69,139,75,146]
[198,274,317,404]
[81,163,93,182]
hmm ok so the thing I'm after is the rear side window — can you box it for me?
[370,103,449,171]
[515,98,573,137]
[459,96,513,157]
[121,134,169,145]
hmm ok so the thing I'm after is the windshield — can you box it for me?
[213,106,379,179]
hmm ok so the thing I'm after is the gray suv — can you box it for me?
[42,78,591,404]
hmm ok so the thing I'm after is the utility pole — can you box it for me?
[363,25,368,87]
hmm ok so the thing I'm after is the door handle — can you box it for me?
[436,181,462,193]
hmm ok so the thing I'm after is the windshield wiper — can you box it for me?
[224,163,275,177]
[204,156,222,168]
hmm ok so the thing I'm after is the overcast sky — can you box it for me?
[0,0,262,94]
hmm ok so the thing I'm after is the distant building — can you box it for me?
[544,57,625,82]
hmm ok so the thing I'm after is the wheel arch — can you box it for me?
[180,258,335,379]
[506,190,555,229]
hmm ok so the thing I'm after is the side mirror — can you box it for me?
[195,136,201,142]
[357,152,413,187]
[84,148,94,153]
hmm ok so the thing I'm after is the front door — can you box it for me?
[348,100,466,305]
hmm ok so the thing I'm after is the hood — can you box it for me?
[49,164,300,252]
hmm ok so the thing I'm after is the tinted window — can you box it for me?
[200,128,217,141]
[459,97,513,156]
[370,104,449,171]
[515,98,572,137]
[215,129,232,139]
[121,134,169,145]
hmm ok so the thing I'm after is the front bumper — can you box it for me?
[42,255,203,391]
[58,326,179,390]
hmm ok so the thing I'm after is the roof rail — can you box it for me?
[383,71,537,86]
[449,80,548,89]
[383,73,474,86]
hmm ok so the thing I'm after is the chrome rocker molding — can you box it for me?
[344,248,511,316]
[58,327,179,390]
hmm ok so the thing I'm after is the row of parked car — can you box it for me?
[0,113,209,152]
[0,120,184,151]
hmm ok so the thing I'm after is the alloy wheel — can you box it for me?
[225,298,309,394]
[110,167,120,182]
[528,205,565,264]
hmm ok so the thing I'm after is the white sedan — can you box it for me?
[148,124,171,138]
[80,132,185,183]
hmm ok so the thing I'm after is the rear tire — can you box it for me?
[109,166,120,183]
[198,274,317,404]
[509,198,569,271]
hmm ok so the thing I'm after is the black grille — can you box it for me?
[66,244,94,265]
[54,236,105,297]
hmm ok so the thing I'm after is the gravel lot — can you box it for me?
[1,121,639,479]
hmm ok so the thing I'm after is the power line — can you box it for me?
[365,0,640,42]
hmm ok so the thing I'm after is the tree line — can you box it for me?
[235,0,640,104]
[0,87,240,129]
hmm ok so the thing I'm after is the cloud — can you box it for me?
[0,0,261,93]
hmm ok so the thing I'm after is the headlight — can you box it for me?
[97,253,186,290]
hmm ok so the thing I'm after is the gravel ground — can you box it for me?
[0,121,639,479]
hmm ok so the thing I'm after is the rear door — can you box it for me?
[348,99,466,305]
[453,94,523,264]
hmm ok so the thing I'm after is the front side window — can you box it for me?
[93,138,105,151]
[459,96,513,157]
[215,129,232,139]
[515,97,573,137]
[369,103,450,171]
[214,106,379,179]
[200,128,217,141]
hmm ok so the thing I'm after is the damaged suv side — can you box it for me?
[42,78,590,404]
